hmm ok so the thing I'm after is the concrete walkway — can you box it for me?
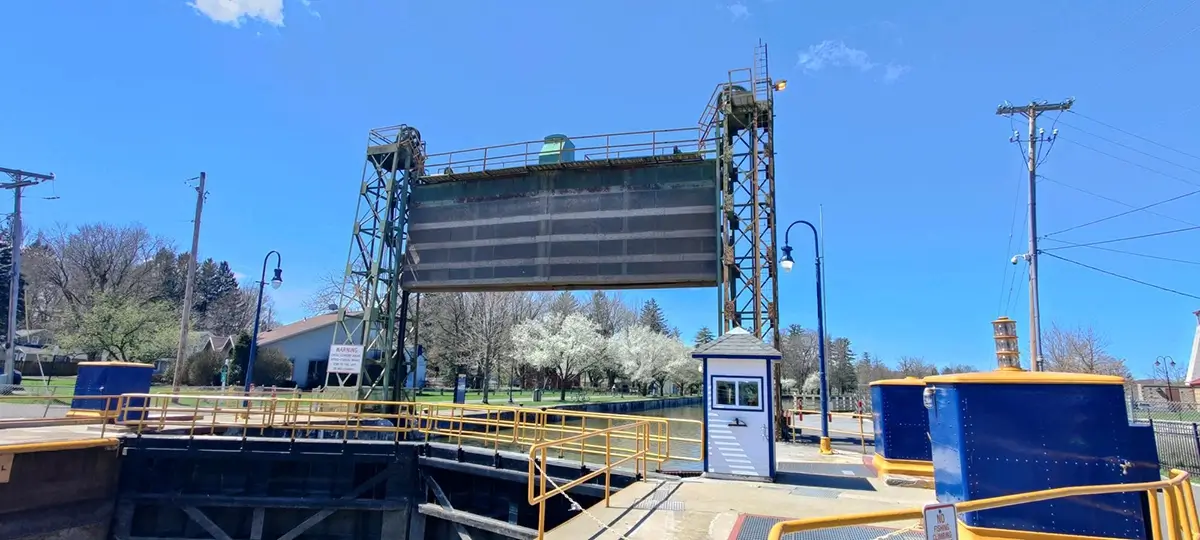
[547,444,932,540]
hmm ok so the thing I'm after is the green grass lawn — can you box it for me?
[3,378,692,408]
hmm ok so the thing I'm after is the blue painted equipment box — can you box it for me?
[70,361,154,421]
[870,377,932,466]
[924,370,1159,539]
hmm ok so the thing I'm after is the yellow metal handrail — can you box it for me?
[106,393,702,467]
[768,469,1199,540]
[526,420,652,540]
[787,408,872,454]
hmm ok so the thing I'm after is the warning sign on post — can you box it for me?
[923,503,958,540]
[327,344,365,375]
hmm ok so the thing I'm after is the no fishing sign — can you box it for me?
[923,503,958,540]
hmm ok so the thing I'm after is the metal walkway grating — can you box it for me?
[731,514,923,540]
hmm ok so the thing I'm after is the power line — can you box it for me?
[1041,251,1200,301]
[1041,224,1200,251]
[1068,110,1200,164]
[1039,175,1199,229]
[1041,237,1200,266]
[1041,184,1200,236]
[1059,137,1200,188]
[1057,122,1200,178]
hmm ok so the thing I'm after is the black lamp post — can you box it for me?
[244,251,283,393]
[1155,355,1177,402]
[780,219,831,455]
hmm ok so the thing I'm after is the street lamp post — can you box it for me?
[780,219,832,455]
[244,251,283,393]
[1155,355,1177,402]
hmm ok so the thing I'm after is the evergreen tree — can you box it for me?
[694,326,715,346]
[828,337,859,394]
[0,239,26,339]
[637,298,668,334]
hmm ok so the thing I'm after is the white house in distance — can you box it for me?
[256,312,427,390]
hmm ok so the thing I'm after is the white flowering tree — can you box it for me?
[511,313,603,401]
[610,325,698,395]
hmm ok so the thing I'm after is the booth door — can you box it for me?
[708,375,771,477]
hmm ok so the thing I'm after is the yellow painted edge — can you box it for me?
[0,438,119,455]
[77,361,154,368]
[958,521,1117,540]
[873,453,934,478]
[925,370,1124,385]
[869,377,926,387]
[66,409,112,418]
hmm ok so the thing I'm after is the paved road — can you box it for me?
[0,403,70,419]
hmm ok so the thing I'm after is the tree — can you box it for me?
[511,313,602,400]
[637,299,668,334]
[0,238,26,338]
[58,293,177,362]
[586,291,636,389]
[611,325,678,395]
[939,364,978,375]
[184,349,227,386]
[828,337,858,394]
[461,292,519,403]
[694,326,715,347]
[250,347,293,386]
[855,352,896,384]
[780,324,818,386]
[20,237,62,330]
[1043,324,1131,379]
[301,261,370,316]
[896,356,938,378]
[26,223,171,318]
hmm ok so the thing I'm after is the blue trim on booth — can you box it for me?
[701,357,709,473]
[693,353,782,360]
[708,375,767,412]
[766,359,776,478]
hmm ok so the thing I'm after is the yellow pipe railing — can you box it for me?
[526,420,651,540]
[99,393,702,466]
[768,469,1199,540]
[787,408,872,453]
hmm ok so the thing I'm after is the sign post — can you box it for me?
[923,503,958,540]
[453,374,467,404]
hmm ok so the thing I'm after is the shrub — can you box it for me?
[186,349,227,386]
[250,347,292,386]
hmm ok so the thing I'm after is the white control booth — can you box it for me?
[692,327,782,482]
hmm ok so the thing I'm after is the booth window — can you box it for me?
[712,376,763,410]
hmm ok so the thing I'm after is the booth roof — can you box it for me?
[691,327,782,359]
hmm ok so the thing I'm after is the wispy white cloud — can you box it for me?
[190,0,284,27]
[797,40,910,84]
[233,271,247,281]
[727,1,750,20]
[883,63,911,83]
[189,0,318,28]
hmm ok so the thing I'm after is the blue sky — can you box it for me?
[2,1,1198,376]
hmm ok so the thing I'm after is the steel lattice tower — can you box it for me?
[326,125,425,402]
[703,42,783,424]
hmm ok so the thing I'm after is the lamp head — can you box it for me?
[779,245,795,272]
[270,268,283,290]
[774,80,787,92]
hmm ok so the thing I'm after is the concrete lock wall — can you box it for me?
[0,445,121,540]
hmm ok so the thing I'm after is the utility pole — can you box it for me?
[171,172,207,394]
[0,167,54,386]
[996,99,1074,371]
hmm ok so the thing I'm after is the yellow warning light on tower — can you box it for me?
[992,316,1022,371]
